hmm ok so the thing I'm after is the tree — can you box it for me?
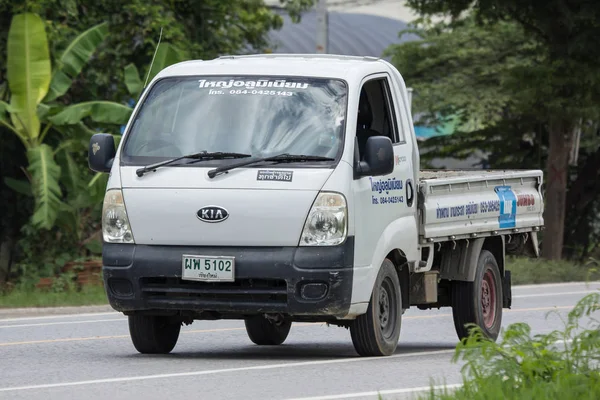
[1,13,131,230]
[0,1,316,282]
[397,1,600,260]
[0,0,315,105]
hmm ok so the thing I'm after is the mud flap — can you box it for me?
[502,269,512,309]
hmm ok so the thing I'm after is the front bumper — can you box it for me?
[102,237,354,320]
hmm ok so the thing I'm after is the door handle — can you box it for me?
[406,179,414,207]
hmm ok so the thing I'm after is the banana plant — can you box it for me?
[0,13,133,230]
[123,42,188,99]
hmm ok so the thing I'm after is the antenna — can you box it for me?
[144,27,163,88]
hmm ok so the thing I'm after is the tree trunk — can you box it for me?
[541,120,574,260]
[565,145,600,212]
[563,144,600,260]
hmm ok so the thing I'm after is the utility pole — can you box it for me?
[316,0,328,53]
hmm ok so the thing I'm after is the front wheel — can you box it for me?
[350,258,402,356]
[244,316,292,345]
[451,249,503,341]
[128,315,181,354]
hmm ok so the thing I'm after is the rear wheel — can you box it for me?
[244,316,292,345]
[350,258,402,356]
[451,249,503,341]
[128,315,181,354]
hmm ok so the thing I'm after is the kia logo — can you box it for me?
[197,206,229,223]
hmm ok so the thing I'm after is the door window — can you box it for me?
[356,77,401,159]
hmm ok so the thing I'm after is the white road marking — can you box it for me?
[0,318,124,329]
[0,312,119,323]
[283,383,463,400]
[0,305,573,336]
[0,305,576,334]
[513,290,599,299]
[512,281,600,290]
[0,349,456,392]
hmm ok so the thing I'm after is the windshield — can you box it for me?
[121,75,348,166]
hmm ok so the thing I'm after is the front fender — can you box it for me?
[348,215,419,314]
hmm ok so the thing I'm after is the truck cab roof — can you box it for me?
[154,53,394,83]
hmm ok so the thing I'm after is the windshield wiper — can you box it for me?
[136,151,251,177]
[207,153,334,179]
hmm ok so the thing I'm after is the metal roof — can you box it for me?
[266,10,417,58]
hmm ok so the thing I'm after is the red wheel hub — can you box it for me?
[481,269,496,329]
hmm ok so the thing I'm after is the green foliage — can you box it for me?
[123,64,143,98]
[385,16,547,131]
[10,213,103,288]
[48,101,132,125]
[0,284,107,307]
[6,13,51,141]
[404,0,600,72]
[26,144,62,229]
[123,42,188,99]
[45,21,109,102]
[421,292,600,399]
[145,43,187,86]
[0,1,316,284]
[1,0,315,104]
[507,257,600,285]
[2,12,130,230]
[387,5,600,260]
[3,177,32,197]
[385,15,549,171]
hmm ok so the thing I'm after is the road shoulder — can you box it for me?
[0,304,114,319]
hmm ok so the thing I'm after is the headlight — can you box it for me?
[102,189,135,243]
[300,192,347,246]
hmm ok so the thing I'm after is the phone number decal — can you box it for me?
[208,88,294,96]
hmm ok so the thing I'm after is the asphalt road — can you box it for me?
[1,281,599,400]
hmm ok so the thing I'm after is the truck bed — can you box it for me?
[418,169,544,243]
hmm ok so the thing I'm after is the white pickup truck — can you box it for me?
[88,54,544,357]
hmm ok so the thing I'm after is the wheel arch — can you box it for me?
[386,249,409,310]
[482,235,505,277]
[439,236,505,282]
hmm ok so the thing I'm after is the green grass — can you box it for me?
[507,256,600,285]
[0,285,108,308]
[423,373,600,400]
[416,292,600,400]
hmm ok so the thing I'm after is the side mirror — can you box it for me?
[88,133,116,173]
[356,136,394,177]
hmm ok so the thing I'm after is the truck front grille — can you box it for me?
[139,277,288,309]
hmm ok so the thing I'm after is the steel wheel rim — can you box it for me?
[481,268,496,329]
[379,277,397,339]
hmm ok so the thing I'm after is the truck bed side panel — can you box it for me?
[419,170,544,241]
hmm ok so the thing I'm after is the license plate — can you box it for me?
[181,255,235,282]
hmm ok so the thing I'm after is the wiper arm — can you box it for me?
[207,153,334,179]
[136,151,251,177]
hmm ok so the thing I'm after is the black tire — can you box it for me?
[128,315,181,354]
[350,258,402,356]
[244,316,292,345]
[451,249,503,341]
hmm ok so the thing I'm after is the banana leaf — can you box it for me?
[145,43,187,85]
[48,101,132,126]
[7,13,51,140]
[57,151,83,198]
[44,71,72,103]
[124,63,143,98]
[0,100,10,123]
[27,143,63,229]
[3,177,33,197]
[45,22,109,102]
